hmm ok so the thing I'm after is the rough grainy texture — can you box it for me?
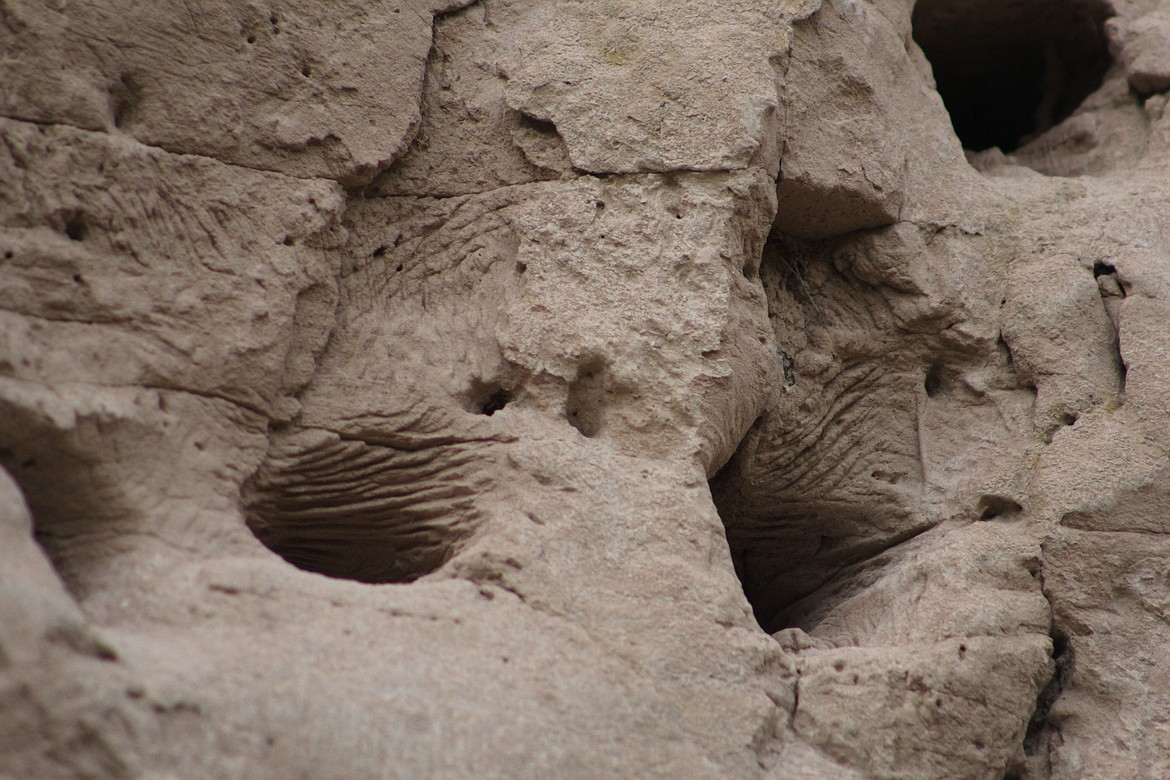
[2,0,1170,777]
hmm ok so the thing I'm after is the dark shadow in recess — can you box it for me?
[913,0,1112,152]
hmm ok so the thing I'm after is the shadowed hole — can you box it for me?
[978,494,1023,520]
[464,378,515,417]
[913,0,1113,152]
[566,358,607,438]
[924,363,945,398]
[63,212,88,242]
[516,113,560,139]
[1093,260,1117,278]
[479,391,511,416]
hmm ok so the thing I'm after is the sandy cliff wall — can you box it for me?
[2,0,1170,777]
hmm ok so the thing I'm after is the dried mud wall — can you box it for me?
[2,0,1170,778]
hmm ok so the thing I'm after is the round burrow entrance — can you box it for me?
[912,0,1113,152]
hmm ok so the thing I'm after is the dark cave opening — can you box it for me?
[912,0,1113,152]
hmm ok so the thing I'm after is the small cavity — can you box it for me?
[63,212,88,242]
[464,379,514,417]
[997,334,1015,367]
[1092,260,1117,278]
[479,389,511,417]
[566,358,607,438]
[517,113,560,139]
[924,363,945,398]
[978,494,1023,520]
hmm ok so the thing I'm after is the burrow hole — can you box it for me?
[1093,260,1118,279]
[465,379,513,417]
[924,362,946,398]
[63,211,88,242]
[978,494,1024,521]
[566,358,607,438]
[912,0,1113,152]
[515,113,560,140]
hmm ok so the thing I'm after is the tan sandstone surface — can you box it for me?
[2,0,1170,777]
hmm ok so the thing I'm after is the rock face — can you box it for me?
[2,0,1169,777]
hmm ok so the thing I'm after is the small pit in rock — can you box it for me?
[515,113,560,141]
[978,494,1024,521]
[480,392,510,416]
[913,0,1112,152]
[924,362,946,398]
[566,359,608,438]
[63,211,89,242]
[465,380,512,417]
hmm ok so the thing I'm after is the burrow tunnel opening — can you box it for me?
[912,0,1113,153]
[709,233,899,637]
[711,228,1026,637]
